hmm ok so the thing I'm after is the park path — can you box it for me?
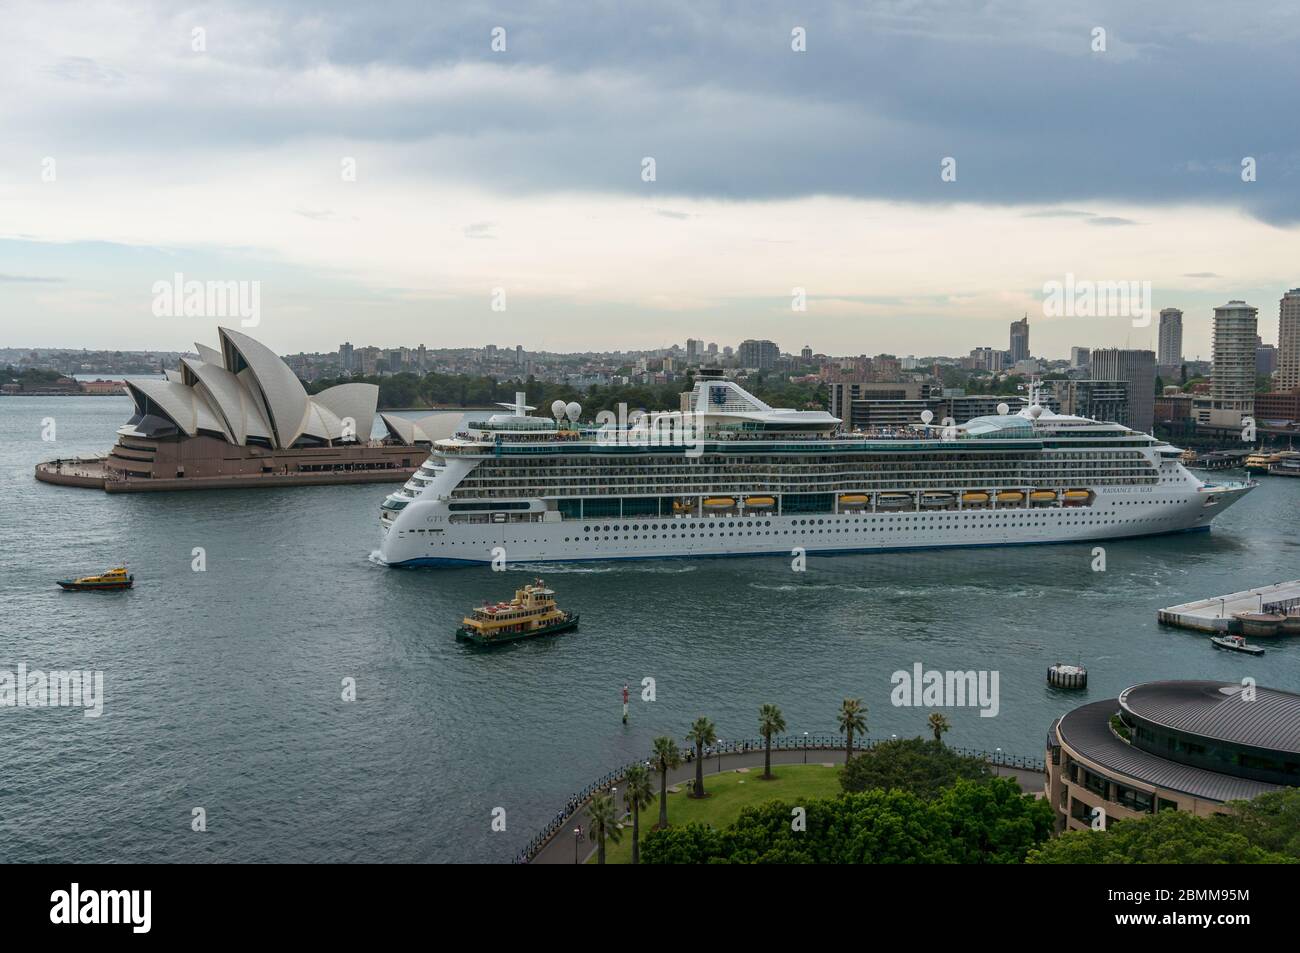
[529,745,1043,864]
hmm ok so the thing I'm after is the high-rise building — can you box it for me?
[685,338,703,363]
[801,344,813,360]
[1257,343,1277,377]
[1194,300,1258,430]
[1009,316,1030,363]
[968,347,1005,373]
[1041,379,1129,427]
[1090,348,1155,434]
[338,342,354,372]
[1278,289,1300,391]
[737,339,779,370]
[1157,308,1183,368]
[1070,347,1090,369]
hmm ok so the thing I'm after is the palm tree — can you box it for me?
[837,698,867,763]
[586,791,622,865]
[928,712,951,744]
[757,703,787,780]
[686,716,718,798]
[650,736,682,829]
[622,763,655,865]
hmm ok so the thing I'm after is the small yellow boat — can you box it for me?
[702,497,735,510]
[58,566,133,591]
[743,496,775,509]
[839,493,870,507]
[1063,489,1091,501]
[1030,490,1057,502]
[961,491,989,504]
[995,491,1024,503]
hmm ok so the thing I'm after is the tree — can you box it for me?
[927,712,951,744]
[642,778,1052,864]
[837,698,867,763]
[757,703,787,780]
[586,791,622,865]
[622,763,655,865]
[1028,788,1300,864]
[840,737,989,799]
[650,736,682,829]
[1026,809,1285,864]
[686,717,718,798]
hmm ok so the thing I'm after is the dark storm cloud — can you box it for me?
[14,1,1300,220]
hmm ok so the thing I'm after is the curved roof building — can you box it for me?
[37,327,444,492]
[1045,680,1300,832]
[123,327,377,449]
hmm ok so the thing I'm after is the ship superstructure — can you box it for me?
[377,372,1253,567]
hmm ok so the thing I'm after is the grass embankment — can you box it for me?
[594,763,842,864]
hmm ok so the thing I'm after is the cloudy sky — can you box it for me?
[3,0,1299,359]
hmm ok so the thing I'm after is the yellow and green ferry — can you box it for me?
[456,580,578,647]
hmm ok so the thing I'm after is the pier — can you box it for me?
[1157,580,1300,633]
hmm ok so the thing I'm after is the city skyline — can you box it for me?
[4,2,1300,356]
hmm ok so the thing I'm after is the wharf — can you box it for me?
[1157,580,1300,633]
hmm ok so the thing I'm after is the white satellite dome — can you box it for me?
[1028,404,1043,419]
[550,399,567,418]
[920,409,934,424]
[997,402,1010,416]
[565,401,582,421]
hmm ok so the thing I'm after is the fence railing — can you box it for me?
[514,735,1045,863]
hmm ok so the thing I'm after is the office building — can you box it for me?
[1090,348,1155,434]
[1157,308,1183,367]
[1194,300,1257,430]
[1046,681,1299,832]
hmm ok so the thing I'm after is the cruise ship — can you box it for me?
[376,371,1254,567]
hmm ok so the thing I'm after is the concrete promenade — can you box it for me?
[528,744,1044,864]
[1158,579,1300,633]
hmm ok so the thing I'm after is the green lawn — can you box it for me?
[590,763,843,864]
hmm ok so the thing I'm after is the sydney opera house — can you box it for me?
[36,327,456,492]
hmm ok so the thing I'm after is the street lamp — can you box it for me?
[994,747,1002,777]
[716,739,724,774]
[572,825,584,864]
[803,731,809,763]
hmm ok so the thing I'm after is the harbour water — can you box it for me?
[2,396,1298,863]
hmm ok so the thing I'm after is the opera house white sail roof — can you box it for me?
[121,327,390,449]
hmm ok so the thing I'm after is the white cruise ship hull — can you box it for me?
[378,482,1252,568]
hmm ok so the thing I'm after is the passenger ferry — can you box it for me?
[455,580,578,646]
[377,371,1254,567]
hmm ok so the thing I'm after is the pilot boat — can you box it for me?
[455,580,579,647]
[1210,634,1265,656]
[57,566,134,591]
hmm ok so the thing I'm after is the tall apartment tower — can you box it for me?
[1278,289,1300,391]
[1195,300,1258,430]
[1009,316,1030,363]
[1157,308,1183,368]
[1090,348,1155,435]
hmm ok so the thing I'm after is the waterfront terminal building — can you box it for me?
[35,327,459,492]
[1046,680,1299,831]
